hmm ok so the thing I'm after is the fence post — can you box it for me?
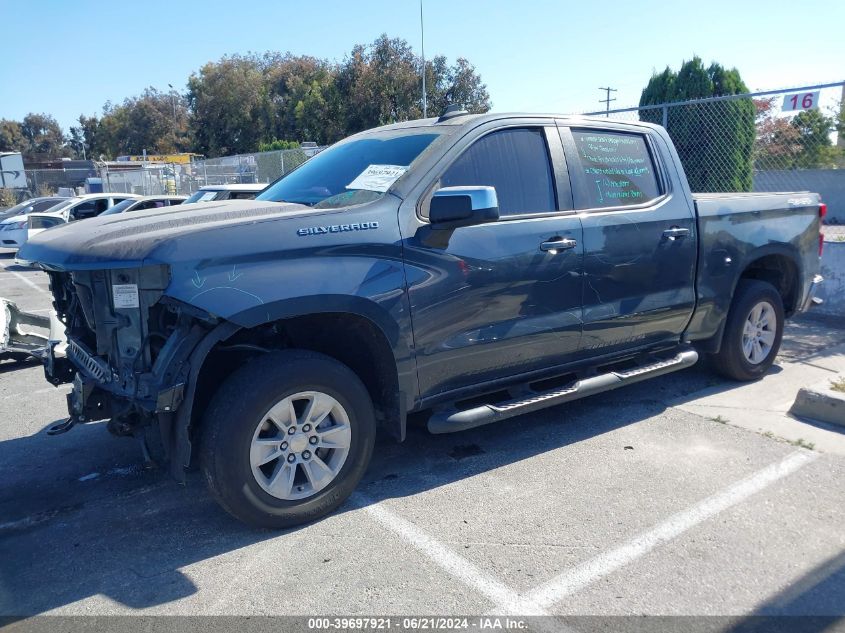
[662,105,668,129]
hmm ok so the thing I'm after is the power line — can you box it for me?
[598,86,617,117]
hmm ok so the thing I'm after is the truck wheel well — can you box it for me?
[739,254,799,316]
[192,313,402,449]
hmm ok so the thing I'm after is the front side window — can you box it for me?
[571,130,661,208]
[70,200,97,219]
[257,131,442,209]
[439,127,556,216]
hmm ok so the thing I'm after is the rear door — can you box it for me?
[402,122,584,399]
[559,124,696,356]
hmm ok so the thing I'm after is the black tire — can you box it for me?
[711,279,785,381]
[200,349,376,528]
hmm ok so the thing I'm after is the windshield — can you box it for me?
[100,198,137,215]
[0,197,68,220]
[184,190,221,204]
[42,198,76,213]
[256,131,441,209]
[1,198,39,217]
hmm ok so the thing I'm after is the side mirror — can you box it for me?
[429,186,499,230]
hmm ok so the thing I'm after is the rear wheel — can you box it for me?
[200,350,376,528]
[711,280,784,381]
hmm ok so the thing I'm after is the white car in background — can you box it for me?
[0,196,70,222]
[182,183,265,204]
[99,195,187,216]
[0,193,141,250]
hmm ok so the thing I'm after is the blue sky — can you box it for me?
[2,0,843,132]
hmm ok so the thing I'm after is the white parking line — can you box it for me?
[9,271,47,294]
[353,492,548,615]
[523,450,818,611]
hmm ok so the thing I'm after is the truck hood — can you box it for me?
[18,200,316,271]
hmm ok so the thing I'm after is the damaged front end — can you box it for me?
[44,265,217,470]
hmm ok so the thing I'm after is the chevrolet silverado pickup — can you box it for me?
[19,110,824,528]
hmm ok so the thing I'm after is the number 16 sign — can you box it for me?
[783,91,820,112]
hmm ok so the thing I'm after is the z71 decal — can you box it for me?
[297,222,380,236]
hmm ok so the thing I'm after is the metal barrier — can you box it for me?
[23,146,325,197]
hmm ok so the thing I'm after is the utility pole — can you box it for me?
[420,0,427,118]
[598,86,617,117]
[168,83,177,127]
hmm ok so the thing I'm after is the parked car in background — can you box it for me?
[99,195,187,216]
[0,193,140,250]
[0,197,70,222]
[182,184,265,204]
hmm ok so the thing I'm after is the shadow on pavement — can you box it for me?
[0,387,675,614]
[0,315,843,615]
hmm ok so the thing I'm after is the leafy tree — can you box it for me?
[68,114,104,159]
[639,57,755,192]
[754,99,841,169]
[19,113,68,159]
[0,119,26,153]
[338,35,490,135]
[264,54,345,145]
[187,55,273,157]
[257,139,300,151]
[753,98,801,170]
[91,88,190,158]
[790,109,838,168]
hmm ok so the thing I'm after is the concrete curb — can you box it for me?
[790,378,845,428]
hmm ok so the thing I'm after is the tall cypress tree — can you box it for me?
[639,57,754,192]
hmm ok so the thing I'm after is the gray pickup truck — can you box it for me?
[19,110,824,528]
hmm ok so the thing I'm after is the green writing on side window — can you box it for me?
[573,130,661,208]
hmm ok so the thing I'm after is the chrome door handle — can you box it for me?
[540,237,577,252]
[662,226,690,240]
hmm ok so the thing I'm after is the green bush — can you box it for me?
[639,57,755,192]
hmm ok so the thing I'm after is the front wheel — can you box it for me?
[200,350,376,528]
[711,279,784,381]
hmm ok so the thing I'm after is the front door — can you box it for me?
[402,125,584,400]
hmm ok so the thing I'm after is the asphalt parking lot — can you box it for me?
[1,249,844,619]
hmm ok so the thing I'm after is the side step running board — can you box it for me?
[427,348,699,434]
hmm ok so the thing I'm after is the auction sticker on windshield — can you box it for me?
[346,164,408,192]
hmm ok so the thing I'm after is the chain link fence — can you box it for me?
[21,146,324,198]
[586,81,845,222]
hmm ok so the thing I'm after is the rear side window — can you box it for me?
[227,191,258,200]
[571,130,661,208]
[440,128,556,216]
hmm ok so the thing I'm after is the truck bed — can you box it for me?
[687,190,821,343]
